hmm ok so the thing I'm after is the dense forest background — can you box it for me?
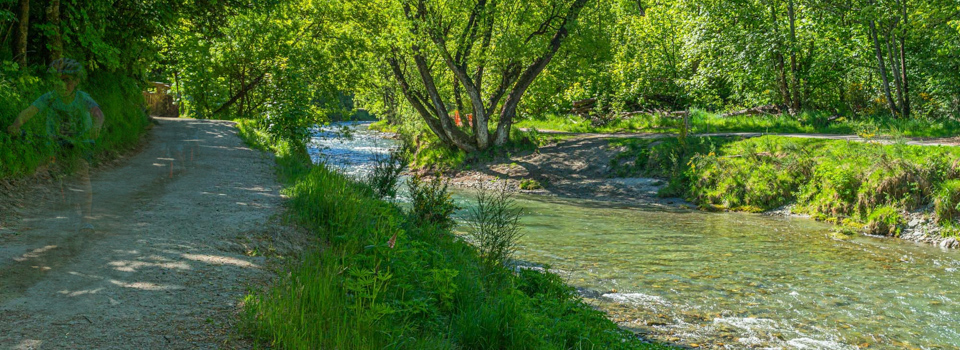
[2,0,959,155]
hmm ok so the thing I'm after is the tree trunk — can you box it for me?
[46,0,62,62]
[770,3,793,113]
[787,0,801,114]
[387,55,454,147]
[898,2,910,118]
[412,51,478,152]
[493,0,589,146]
[15,0,29,68]
[886,32,905,115]
[213,71,267,115]
[174,71,183,117]
[869,20,900,116]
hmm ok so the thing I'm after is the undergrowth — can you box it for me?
[0,67,149,179]
[611,135,960,237]
[236,120,676,349]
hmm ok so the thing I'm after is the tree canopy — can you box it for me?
[3,0,959,151]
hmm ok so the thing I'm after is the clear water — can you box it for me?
[314,122,960,350]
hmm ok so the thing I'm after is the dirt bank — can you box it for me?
[446,135,687,207]
[0,117,308,349]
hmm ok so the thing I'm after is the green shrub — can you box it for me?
[865,206,903,236]
[467,185,523,274]
[685,137,813,210]
[935,180,960,227]
[518,178,543,190]
[1,67,148,179]
[364,149,405,199]
[408,175,459,231]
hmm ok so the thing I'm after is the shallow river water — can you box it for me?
[311,122,960,350]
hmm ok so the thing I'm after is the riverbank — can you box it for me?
[418,128,960,250]
[236,120,678,349]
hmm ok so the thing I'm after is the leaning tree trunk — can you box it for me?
[14,0,29,68]
[869,20,900,116]
[492,0,589,146]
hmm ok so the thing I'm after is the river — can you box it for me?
[310,121,960,350]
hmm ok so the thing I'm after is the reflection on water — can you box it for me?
[313,122,960,350]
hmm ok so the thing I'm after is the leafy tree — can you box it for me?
[351,0,591,152]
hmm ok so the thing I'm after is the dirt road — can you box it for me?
[0,118,290,349]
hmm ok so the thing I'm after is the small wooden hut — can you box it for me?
[143,82,178,117]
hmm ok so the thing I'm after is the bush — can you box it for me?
[518,178,543,190]
[364,149,405,199]
[467,184,523,273]
[408,175,459,230]
[1,66,148,179]
[865,206,903,236]
[935,180,960,226]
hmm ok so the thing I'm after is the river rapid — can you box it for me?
[311,122,960,350]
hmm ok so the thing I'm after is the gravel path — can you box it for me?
[0,117,292,349]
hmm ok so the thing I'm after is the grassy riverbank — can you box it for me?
[236,120,675,349]
[611,135,960,237]
[517,112,960,138]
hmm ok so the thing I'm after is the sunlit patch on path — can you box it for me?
[0,118,284,349]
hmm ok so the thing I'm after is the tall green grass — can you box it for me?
[237,121,676,349]
[0,66,149,178]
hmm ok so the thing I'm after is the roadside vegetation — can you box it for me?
[0,69,149,179]
[611,135,960,237]
[236,120,675,349]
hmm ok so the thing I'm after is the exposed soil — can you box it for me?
[446,135,687,207]
[0,117,310,349]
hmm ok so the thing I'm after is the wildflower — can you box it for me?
[387,232,397,249]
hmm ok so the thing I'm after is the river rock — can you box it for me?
[908,219,921,227]
[940,238,958,249]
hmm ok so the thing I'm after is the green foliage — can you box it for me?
[467,185,523,274]
[625,135,960,235]
[240,122,676,349]
[517,110,960,138]
[408,175,459,231]
[519,179,543,190]
[686,139,814,210]
[865,206,903,236]
[935,180,960,227]
[364,149,405,200]
[0,66,148,179]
